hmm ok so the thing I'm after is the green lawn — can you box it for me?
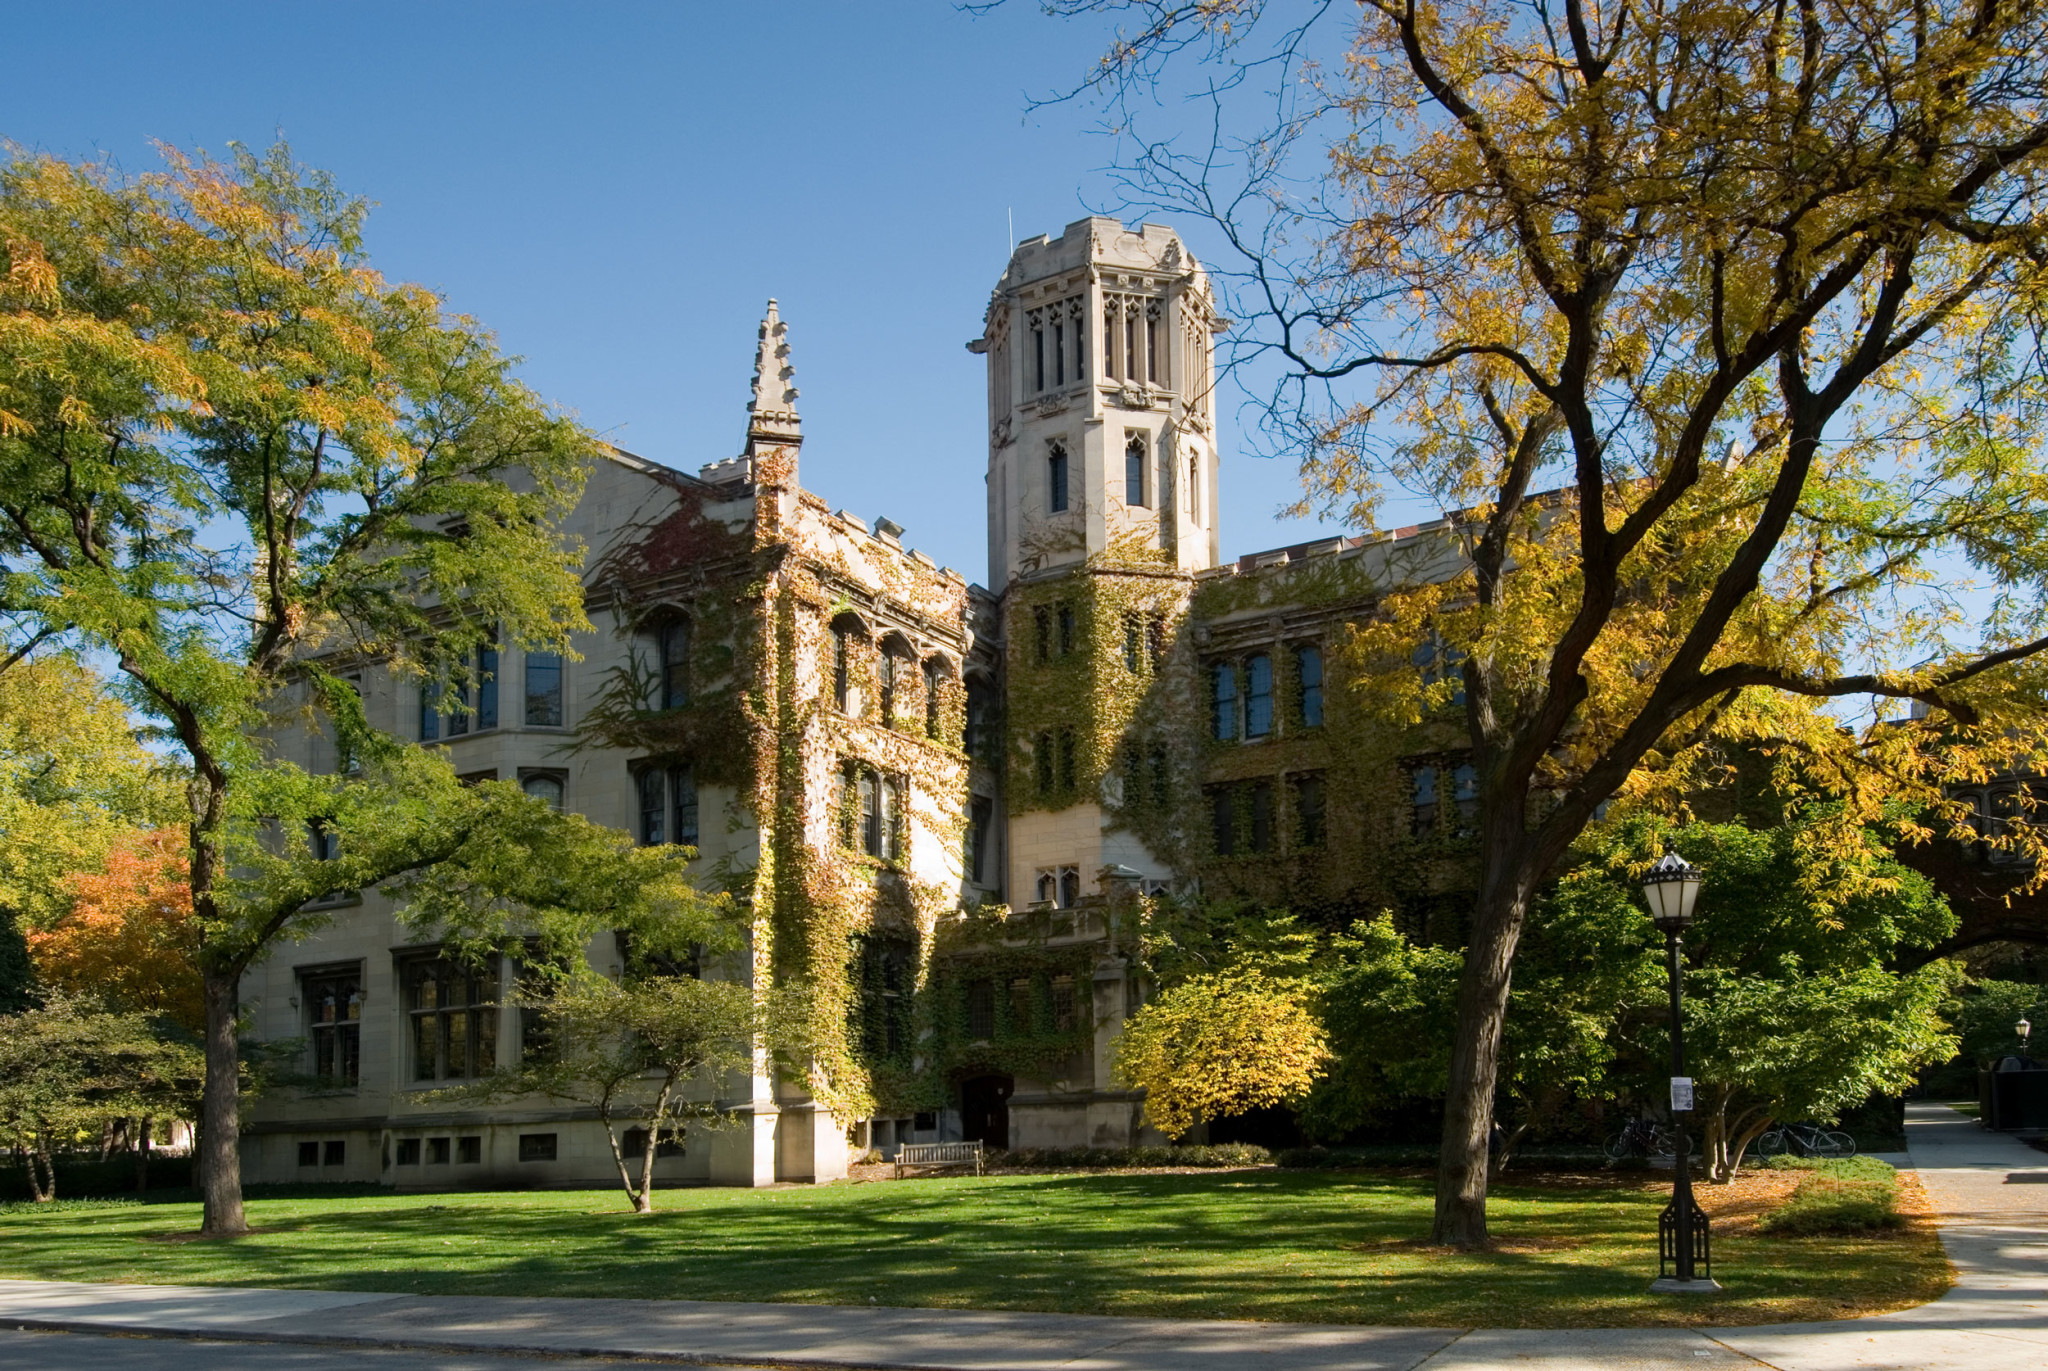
[0,1169,1949,1329]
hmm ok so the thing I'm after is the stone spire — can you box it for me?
[745,298,802,454]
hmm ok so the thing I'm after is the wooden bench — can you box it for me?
[894,1140,985,1179]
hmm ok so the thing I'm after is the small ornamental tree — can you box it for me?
[1113,967,1330,1138]
[1040,0,2048,1243]
[0,993,202,1201]
[0,143,608,1235]
[462,971,763,1214]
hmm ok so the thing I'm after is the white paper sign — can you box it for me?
[1670,1076,1695,1112]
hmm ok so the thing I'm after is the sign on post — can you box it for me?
[1670,1077,1695,1112]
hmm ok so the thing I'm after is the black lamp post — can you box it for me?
[2020,1015,2033,1060]
[1642,850,1719,1292]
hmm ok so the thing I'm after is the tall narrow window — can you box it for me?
[1294,774,1327,848]
[1048,444,1069,514]
[1212,662,1238,741]
[419,681,441,742]
[833,623,851,710]
[1125,307,1137,382]
[1035,732,1054,796]
[659,620,690,710]
[880,650,901,723]
[923,660,942,737]
[525,652,563,727]
[1125,433,1146,507]
[1057,604,1075,655]
[1053,319,1066,385]
[1057,728,1077,792]
[1123,612,1142,672]
[1146,614,1165,671]
[1211,786,1236,855]
[672,766,699,847]
[1245,654,1274,739]
[1103,303,1119,378]
[1249,780,1274,853]
[1071,300,1085,377]
[878,775,899,861]
[1296,644,1324,728]
[1059,867,1080,909]
[1123,745,1143,807]
[304,969,362,1085]
[1411,765,1440,836]
[1033,606,1051,663]
[1033,320,1045,391]
[475,644,498,730]
[1149,745,1169,808]
[637,768,666,846]
[1146,304,1162,384]
[967,796,993,884]
[1187,456,1200,523]
[859,769,880,857]
[1453,763,1480,834]
[966,678,996,760]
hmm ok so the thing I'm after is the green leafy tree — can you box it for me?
[1943,979,2047,1069]
[1555,816,1960,1179]
[457,970,764,1213]
[0,143,606,1234]
[0,993,202,1201]
[1038,0,2048,1243]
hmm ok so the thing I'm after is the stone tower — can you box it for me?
[973,218,1225,588]
[970,218,1228,907]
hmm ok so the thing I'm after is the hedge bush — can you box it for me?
[989,1143,1273,1169]
[0,1155,193,1202]
[1757,1156,1903,1234]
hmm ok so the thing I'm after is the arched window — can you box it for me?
[880,649,901,723]
[1059,868,1080,909]
[1125,433,1147,507]
[829,613,867,714]
[659,619,690,710]
[521,774,564,812]
[1048,442,1069,514]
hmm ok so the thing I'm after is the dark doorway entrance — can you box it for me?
[960,1074,1014,1150]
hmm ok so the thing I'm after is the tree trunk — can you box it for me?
[135,1116,152,1193]
[1431,862,1528,1248]
[29,1137,55,1202]
[198,964,248,1236]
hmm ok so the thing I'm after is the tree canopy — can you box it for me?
[0,141,640,1234]
[1038,0,2048,1243]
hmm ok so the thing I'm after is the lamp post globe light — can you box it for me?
[2020,1016,2033,1058]
[1642,850,1720,1293]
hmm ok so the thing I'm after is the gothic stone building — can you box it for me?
[244,217,1469,1189]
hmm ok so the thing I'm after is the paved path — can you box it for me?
[0,1104,2040,1370]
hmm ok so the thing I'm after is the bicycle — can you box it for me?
[1605,1116,1682,1162]
[1755,1122,1856,1159]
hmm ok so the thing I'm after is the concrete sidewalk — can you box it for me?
[0,1103,2040,1370]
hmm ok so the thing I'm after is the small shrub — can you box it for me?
[1276,1144,1437,1169]
[990,1143,1272,1169]
[1757,1157,1903,1235]
[0,1196,143,1216]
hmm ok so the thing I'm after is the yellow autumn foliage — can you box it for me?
[1113,970,1330,1140]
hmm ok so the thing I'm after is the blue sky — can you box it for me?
[0,1,1356,585]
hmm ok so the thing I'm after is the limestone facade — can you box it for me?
[244,218,1452,1187]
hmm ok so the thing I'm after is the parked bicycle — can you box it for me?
[1604,1116,1682,1161]
[1754,1122,1856,1159]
